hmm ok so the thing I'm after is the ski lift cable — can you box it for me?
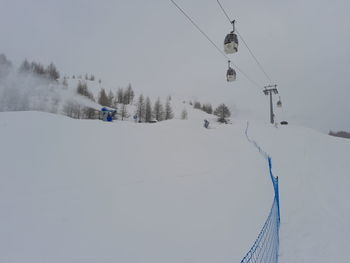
[216,0,233,25]
[169,0,261,89]
[216,0,273,83]
[170,0,228,59]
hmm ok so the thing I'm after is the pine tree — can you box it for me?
[207,104,213,114]
[77,81,94,101]
[165,98,174,120]
[107,90,114,107]
[19,59,31,73]
[153,97,164,121]
[117,88,124,104]
[0,53,12,67]
[77,81,85,95]
[194,101,201,109]
[125,84,134,104]
[202,103,213,114]
[145,97,153,122]
[137,94,146,122]
[31,62,45,75]
[181,108,188,120]
[98,88,109,106]
[0,54,13,78]
[46,62,60,80]
[214,104,231,123]
[122,91,129,105]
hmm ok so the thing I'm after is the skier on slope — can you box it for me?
[204,119,209,129]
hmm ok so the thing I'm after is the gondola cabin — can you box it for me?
[277,97,282,108]
[226,67,236,82]
[224,32,238,54]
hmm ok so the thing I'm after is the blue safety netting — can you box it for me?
[241,122,280,263]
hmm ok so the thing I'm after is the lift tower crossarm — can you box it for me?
[263,84,278,124]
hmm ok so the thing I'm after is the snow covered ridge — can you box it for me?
[1,111,350,262]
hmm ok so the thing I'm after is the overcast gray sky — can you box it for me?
[1,0,349,132]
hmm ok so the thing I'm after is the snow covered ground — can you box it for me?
[0,109,349,263]
[248,122,350,262]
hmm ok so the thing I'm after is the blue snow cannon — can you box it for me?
[100,107,116,122]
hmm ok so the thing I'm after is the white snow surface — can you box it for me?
[0,108,349,263]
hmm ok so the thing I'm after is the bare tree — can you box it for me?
[62,101,81,119]
[83,107,98,119]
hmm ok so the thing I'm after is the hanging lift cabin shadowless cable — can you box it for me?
[169,0,262,89]
[216,0,273,83]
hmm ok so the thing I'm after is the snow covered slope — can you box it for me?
[0,111,349,263]
[248,122,350,262]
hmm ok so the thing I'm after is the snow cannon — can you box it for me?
[100,107,116,122]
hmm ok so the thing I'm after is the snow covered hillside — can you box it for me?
[0,110,349,263]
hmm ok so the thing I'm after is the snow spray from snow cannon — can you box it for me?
[240,122,280,263]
